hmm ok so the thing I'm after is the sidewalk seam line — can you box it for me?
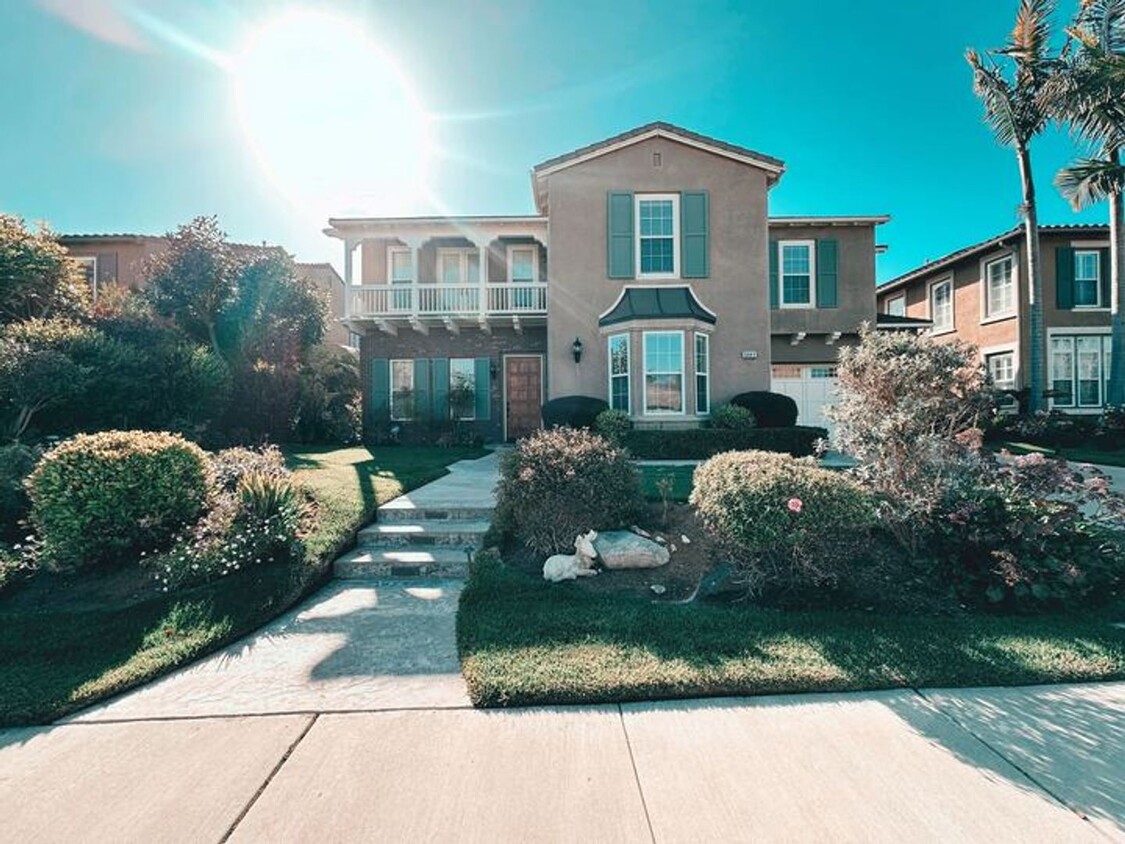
[219,712,319,843]
[617,704,657,844]
[910,687,1110,839]
[59,703,475,726]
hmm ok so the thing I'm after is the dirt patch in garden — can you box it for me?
[503,503,727,602]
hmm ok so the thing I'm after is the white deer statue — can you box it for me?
[542,530,599,583]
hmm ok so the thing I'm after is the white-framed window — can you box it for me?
[885,294,905,317]
[437,249,480,285]
[608,334,630,413]
[985,351,1015,388]
[643,331,684,414]
[1074,250,1101,307]
[694,332,710,415]
[635,193,679,278]
[984,255,1015,318]
[1050,333,1112,409]
[778,240,815,308]
[810,366,838,379]
[348,331,361,350]
[507,245,537,283]
[390,359,414,421]
[388,247,413,310]
[449,358,476,421]
[929,277,954,333]
[73,255,97,286]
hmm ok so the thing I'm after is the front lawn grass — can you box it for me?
[457,554,1125,707]
[0,444,485,727]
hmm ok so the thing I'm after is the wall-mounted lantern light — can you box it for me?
[572,337,584,364]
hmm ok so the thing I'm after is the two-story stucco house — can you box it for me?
[876,224,1115,413]
[330,123,888,442]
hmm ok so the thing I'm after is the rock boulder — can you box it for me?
[594,530,670,570]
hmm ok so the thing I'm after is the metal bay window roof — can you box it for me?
[598,286,717,327]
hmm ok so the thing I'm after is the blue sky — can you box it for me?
[0,0,1106,282]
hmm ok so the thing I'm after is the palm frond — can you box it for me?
[1055,157,1125,209]
[967,49,1023,146]
[1008,0,1057,62]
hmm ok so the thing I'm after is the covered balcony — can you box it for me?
[325,215,548,335]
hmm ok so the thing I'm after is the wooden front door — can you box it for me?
[505,356,542,441]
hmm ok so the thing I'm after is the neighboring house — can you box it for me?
[59,234,352,349]
[328,122,888,442]
[876,224,1114,413]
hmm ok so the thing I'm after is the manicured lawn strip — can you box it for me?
[637,464,695,502]
[0,444,485,727]
[998,440,1125,468]
[457,556,1125,707]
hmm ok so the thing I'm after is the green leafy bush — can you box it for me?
[27,431,211,570]
[690,450,875,597]
[934,453,1125,610]
[495,427,642,554]
[293,345,362,445]
[620,426,825,459]
[731,392,798,427]
[709,403,756,433]
[594,408,632,444]
[541,396,608,431]
[0,442,39,538]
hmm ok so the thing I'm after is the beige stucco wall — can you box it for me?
[542,136,772,415]
[60,237,166,291]
[767,223,877,337]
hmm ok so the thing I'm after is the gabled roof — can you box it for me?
[598,285,717,327]
[878,224,1109,295]
[531,122,785,214]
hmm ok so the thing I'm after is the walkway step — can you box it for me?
[333,547,471,579]
[376,503,496,523]
[357,520,491,548]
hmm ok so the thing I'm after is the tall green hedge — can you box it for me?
[620,426,827,460]
[27,430,211,570]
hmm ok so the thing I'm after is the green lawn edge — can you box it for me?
[456,554,1125,708]
[0,444,486,727]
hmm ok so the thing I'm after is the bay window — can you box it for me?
[643,331,684,414]
[608,334,630,412]
[695,332,710,415]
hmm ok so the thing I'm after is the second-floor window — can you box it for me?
[508,246,537,283]
[885,294,905,317]
[1074,250,1101,307]
[930,278,953,332]
[984,255,1014,318]
[636,194,679,277]
[437,249,480,285]
[389,248,413,284]
[779,241,815,308]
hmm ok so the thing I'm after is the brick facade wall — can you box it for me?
[359,325,547,442]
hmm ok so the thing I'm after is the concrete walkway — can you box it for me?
[3,682,1123,842]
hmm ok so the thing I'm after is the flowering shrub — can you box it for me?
[494,426,642,554]
[690,450,875,597]
[827,325,993,555]
[933,452,1125,609]
[208,445,288,493]
[27,430,210,570]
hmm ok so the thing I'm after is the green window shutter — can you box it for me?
[431,358,450,421]
[681,191,709,278]
[1100,247,1112,307]
[413,359,431,423]
[474,357,491,420]
[370,358,390,423]
[607,192,635,279]
[768,240,779,309]
[1056,247,1075,310]
[816,239,839,308]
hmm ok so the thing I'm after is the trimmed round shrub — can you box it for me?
[541,395,609,431]
[594,408,633,444]
[731,391,798,427]
[27,430,211,570]
[495,426,642,554]
[690,450,874,596]
[709,403,756,433]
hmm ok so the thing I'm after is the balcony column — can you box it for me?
[475,239,490,316]
[403,237,423,317]
[343,238,358,318]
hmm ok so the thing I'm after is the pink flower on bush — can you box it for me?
[787,497,803,514]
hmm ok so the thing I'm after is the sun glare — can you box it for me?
[231,9,430,217]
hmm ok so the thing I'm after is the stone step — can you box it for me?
[376,503,496,523]
[334,547,471,579]
[357,520,492,548]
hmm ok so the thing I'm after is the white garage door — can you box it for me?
[770,365,839,433]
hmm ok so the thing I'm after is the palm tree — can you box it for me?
[1045,0,1125,405]
[967,0,1057,412]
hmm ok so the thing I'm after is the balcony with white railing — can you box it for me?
[349,282,548,322]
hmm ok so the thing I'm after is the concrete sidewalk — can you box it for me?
[3,682,1123,842]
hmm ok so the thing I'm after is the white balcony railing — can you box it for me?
[350,283,547,319]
